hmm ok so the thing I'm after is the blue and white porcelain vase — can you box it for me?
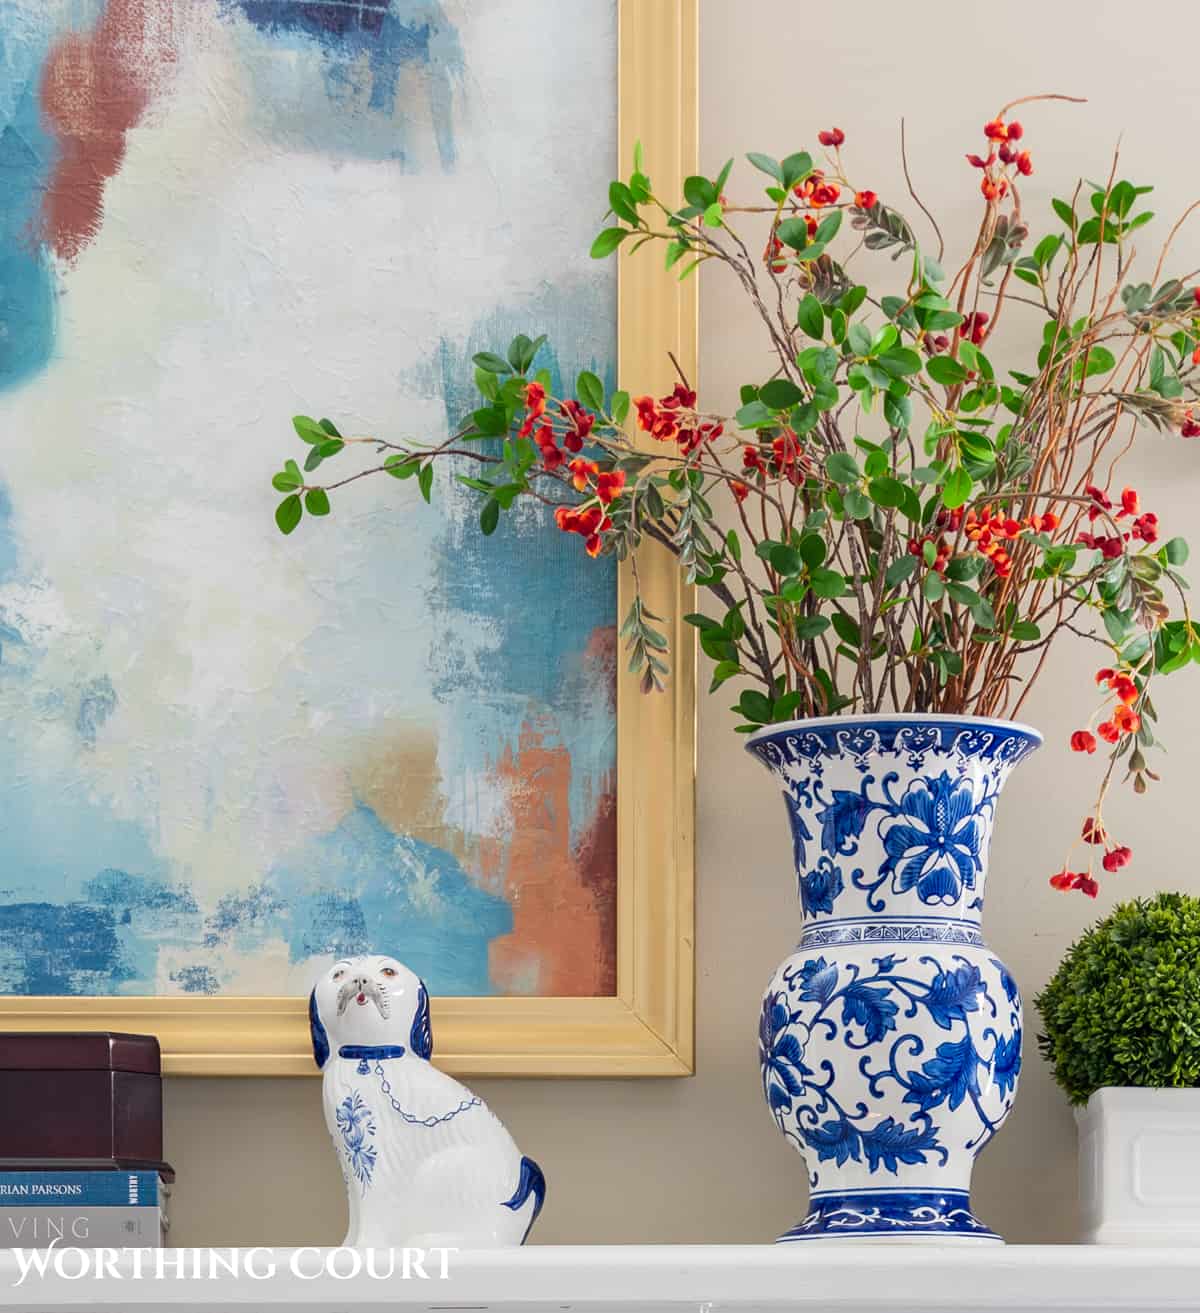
[747,714,1041,1243]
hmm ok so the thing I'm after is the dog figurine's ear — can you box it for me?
[409,980,433,1059]
[309,987,330,1069]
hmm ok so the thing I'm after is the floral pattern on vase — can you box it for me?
[748,714,1039,1243]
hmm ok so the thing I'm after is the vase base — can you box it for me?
[778,1189,1002,1243]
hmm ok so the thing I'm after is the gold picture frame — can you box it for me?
[0,0,698,1078]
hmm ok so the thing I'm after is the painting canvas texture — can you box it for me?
[0,0,618,999]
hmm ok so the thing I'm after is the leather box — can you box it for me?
[0,1033,170,1173]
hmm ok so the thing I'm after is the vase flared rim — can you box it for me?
[744,711,1043,750]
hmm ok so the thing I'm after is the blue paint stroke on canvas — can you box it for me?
[0,4,57,391]
[227,0,462,164]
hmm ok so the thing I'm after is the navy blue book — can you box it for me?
[0,1171,164,1207]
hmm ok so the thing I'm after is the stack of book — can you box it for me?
[0,1168,169,1246]
[0,1031,174,1248]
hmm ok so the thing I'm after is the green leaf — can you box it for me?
[475,366,499,400]
[1080,345,1116,379]
[885,554,918,588]
[776,217,811,251]
[384,454,420,480]
[792,616,830,640]
[897,484,922,523]
[272,468,303,492]
[946,581,980,608]
[418,464,434,503]
[884,388,912,431]
[473,351,512,375]
[945,555,983,582]
[735,689,773,724]
[611,389,631,425]
[746,152,783,183]
[1011,621,1041,641]
[922,309,965,332]
[1052,198,1076,228]
[677,257,705,281]
[304,487,330,517]
[941,466,973,510]
[506,334,533,372]
[275,494,302,535]
[831,612,861,647]
[470,405,508,437]
[1103,608,1131,645]
[769,544,803,576]
[872,324,899,354]
[318,418,341,438]
[1165,537,1190,566]
[760,378,805,409]
[809,568,845,600]
[292,415,326,445]
[797,294,825,340]
[590,227,628,259]
[877,346,922,377]
[577,370,605,412]
[780,151,813,189]
[735,400,774,429]
[725,528,742,562]
[814,210,842,244]
[683,175,716,208]
[868,476,906,510]
[825,451,860,485]
[843,488,871,519]
[608,180,640,226]
[480,497,500,536]
[710,660,742,692]
[927,356,968,386]
[847,323,873,356]
[772,691,804,720]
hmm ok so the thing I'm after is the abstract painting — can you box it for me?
[0,0,620,1001]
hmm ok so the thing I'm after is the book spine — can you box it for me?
[0,1206,166,1247]
[0,1172,162,1207]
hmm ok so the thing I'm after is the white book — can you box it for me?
[0,1205,167,1247]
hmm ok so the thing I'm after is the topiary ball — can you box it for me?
[1035,892,1200,1105]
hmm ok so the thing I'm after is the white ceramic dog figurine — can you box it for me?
[310,954,545,1248]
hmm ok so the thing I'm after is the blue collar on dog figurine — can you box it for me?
[339,1044,406,1074]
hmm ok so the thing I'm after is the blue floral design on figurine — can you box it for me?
[336,1091,378,1193]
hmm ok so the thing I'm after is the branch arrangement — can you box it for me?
[269,100,1200,896]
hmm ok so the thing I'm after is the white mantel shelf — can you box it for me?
[1,1246,1199,1313]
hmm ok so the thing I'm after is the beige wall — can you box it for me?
[165,0,1200,1246]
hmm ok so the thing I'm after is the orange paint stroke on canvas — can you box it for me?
[481,716,617,998]
[38,0,177,263]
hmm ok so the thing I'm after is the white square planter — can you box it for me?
[1077,1087,1200,1245]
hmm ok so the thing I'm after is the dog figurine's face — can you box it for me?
[309,954,432,1068]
